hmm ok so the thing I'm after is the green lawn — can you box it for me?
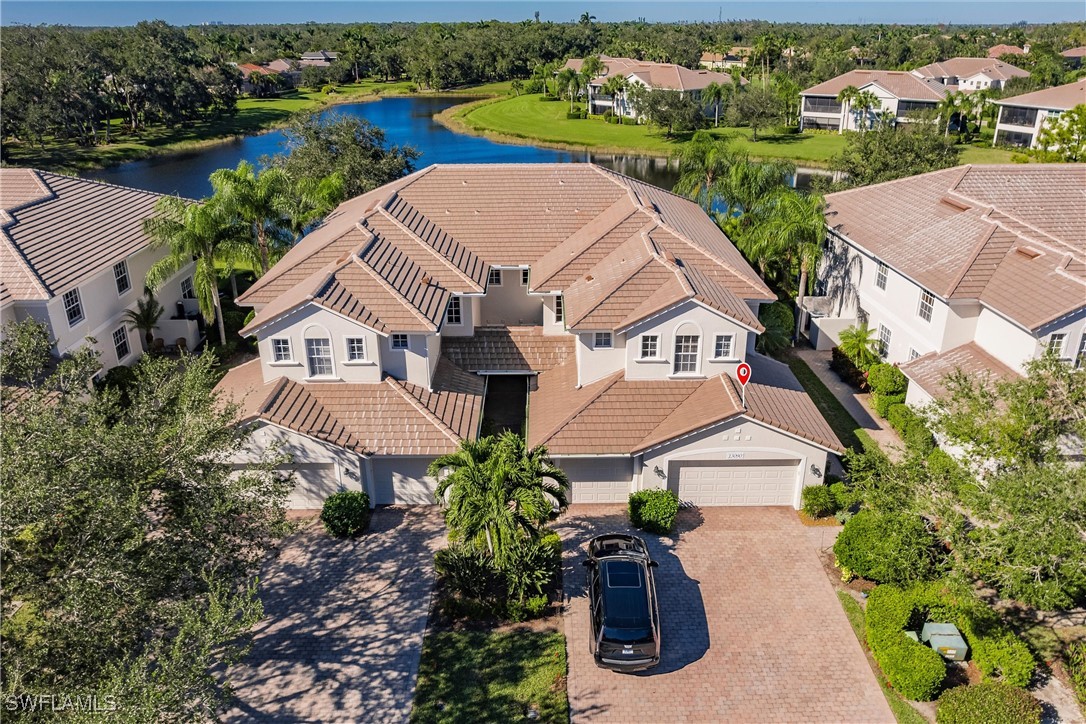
[836,591,929,724]
[783,351,864,452]
[451,93,848,164]
[411,629,568,724]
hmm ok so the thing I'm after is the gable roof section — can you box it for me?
[801,70,948,101]
[900,342,1020,399]
[565,56,744,91]
[911,57,1028,82]
[215,358,483,456]
[825,164,1086,331]
[995,79,1086,111]
[0,169,171,300]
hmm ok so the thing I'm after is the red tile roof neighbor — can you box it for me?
[527,355,843,455]
[565,56,745,91]
[988,44,1025,58]
[801,70,948,100]
[0,169,170,302]
[899,342,1021,399]
[239,164,771,335]
[215,358,484,456]
[910,57,1028,83]
[825,164,1086,332]
[994,79,1086,111]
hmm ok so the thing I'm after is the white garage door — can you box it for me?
[285,463,340,509]
[559,457,632,504]
[672,460,800,506]
[371,458,438,505]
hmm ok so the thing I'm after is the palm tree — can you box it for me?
[579,12,596,25]
[556,67,582,113]
[714,155,795,230]
[838,323,880,370]
[836,86,880,131]
[278,172,346,243]
[936,91,965,137]
[209,161,293,276]
[428,433,569,566]
[673,131,736,211]
[701,81,729,128]
[510,79,523,97]
[600,75,628,116]
[143,196,256,346]
[123,289,165,353]
[753,33,779,87]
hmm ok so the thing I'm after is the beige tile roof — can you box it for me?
[527,355,843,455]
[214,357,483,456]
[1062,46,1086,59]
[988,44,1025,58]
[900,341,1020,399]
[441,326,575,372]
[825,164,1086,331]
[801,70,948,101]
[240,164,770,335]
[0,169,171,300]
[995,79,1086,111]
[565,56,745,91]
[911,57,1028,83]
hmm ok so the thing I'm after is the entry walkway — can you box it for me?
[791,346,903,454]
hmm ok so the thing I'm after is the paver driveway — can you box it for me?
[557,505,893,723]
[224,507,445,723]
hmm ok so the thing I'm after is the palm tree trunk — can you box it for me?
[485,525,494,557]
[214,296,227,346]
[795,265,808,343]
[715,104,720,127]
[257,225,269,275]
[230,273,239,300]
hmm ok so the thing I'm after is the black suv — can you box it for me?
[582,534,660,672]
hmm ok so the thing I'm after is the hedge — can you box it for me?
[936,682,1042,724]
[886,403,936,456]
[830,347,868,389]
[801,485,838,518]
[320,490,371,537]
[865,586,946,701]
[867,363,908,396]
[628,489,680,534]
[834,511,942,586]
[872,391,907,417]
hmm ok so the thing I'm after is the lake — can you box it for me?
[87,96,823,198]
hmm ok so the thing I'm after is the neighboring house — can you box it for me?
[1062,46,1086,68]
[0,169,201,372]
[699,49,748,70]
[799,163,1085,408]
[987,44,1027,58]
[216,164,843,510]
[564,56,745,120]
[909,57,1029,92]
[235,63,278,94]
[299,50,338,67]
[267,58,302,85]
[799,69,947,131]
[993,79,1086,149]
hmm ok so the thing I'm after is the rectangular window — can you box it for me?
[272,338,292,362]
[1076,335,1086,369]
[180,277,195,300]
[918,291,934,323]
[113,260,131,295]
[674,335,700,374]
[391,334,409,350]
[877,324,892,358]
[346,337,366,361]
[1047,333,1067,357]
[640,335,658,359]
[488,268,502,286]
[63,289,84,326]
[445,296,462,325]
[554,295,564,322]
[521,269,530,286]
[875,262,888,290]
[713,334,734,359]
[908,347,920,361]
[112,326,130,361]
[305,338,334,377]
[594,332,612,349]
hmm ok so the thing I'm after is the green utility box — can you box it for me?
[921,622,968,661]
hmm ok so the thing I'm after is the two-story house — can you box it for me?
[0,169,201,371]
[564,56,744,120]
[216,164,842,509]
[993,79,1086,149]
[799,70,947,132]
[799,163,1085,407]
[909,57,1028,92]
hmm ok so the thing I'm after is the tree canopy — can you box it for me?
[831,120,960,187]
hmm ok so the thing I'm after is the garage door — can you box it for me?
[371,458,438,505]
[284,463,340,509]
[671,459,800,506]
[559,457,632,504]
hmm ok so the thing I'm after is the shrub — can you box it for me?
[886,403,936,455]
[506,595,550,622]
[936,682,1042,724]
[319,490,371,537]
[872,391,907,418]
[834,511,942,585]
[886,403,912,433]
[566,110,587,120]
[503,535,559,603]
[866,586,946,701]
[830,347,868,389]
[1067,641,1086,707]
[621,116,637,125]
[802,485,838,518]
[628,489,680,534]
[867,363,908,396]
[830,480,862,512]
[434,543,502,602]
[523,78,544,94]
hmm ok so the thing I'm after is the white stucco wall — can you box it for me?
[541,295,565,336]
[576,330,628,385]
[477,269,544,326]
[380,332,432,386]
[623,301,751,381]
[440,294,476,337]
[255,305,383,384]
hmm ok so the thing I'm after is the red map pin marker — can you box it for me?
[736,362,752,386]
